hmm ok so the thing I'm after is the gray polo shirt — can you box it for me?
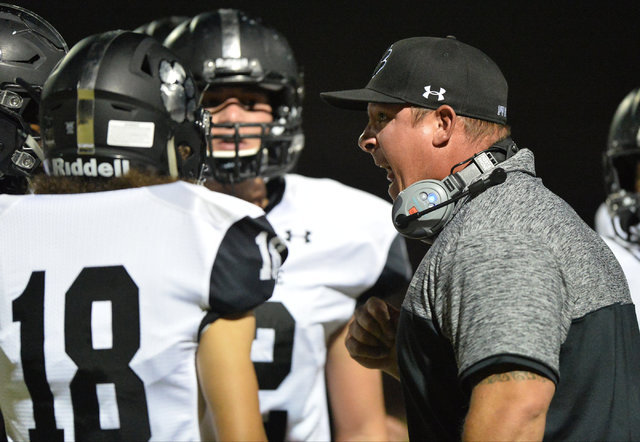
[398,148,640,441]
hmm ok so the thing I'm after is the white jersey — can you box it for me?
[595,202,640,323]
[251,174,411,441]
[0,181,285,441]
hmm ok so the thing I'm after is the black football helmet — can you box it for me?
[133,15,190,44]
[165,9,304,183]
[40,30,206,180]
[603,87,640,244]
[0,3,67,185]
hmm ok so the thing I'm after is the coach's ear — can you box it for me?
[433,105,456,147]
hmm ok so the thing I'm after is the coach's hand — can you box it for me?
[345,297,400,379]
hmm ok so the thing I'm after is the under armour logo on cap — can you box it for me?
[423,86,446,101]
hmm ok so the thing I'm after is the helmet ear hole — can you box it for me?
[177,144,192,161]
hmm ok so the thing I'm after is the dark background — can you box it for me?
[17,0,640,265]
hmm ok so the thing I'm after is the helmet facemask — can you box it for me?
[604,149,640,244]
[205,104,304,183]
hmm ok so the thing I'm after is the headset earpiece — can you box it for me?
[392,179,456,240]
[391,144,514,242]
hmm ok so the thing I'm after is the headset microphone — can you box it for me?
[391,150,510,242]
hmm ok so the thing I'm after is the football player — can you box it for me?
[134,15,189,45]
[595,87,640,324]
[0,6,66,438]
[0,30,286,441]
[166,9,412,441]
[0,3,67,194]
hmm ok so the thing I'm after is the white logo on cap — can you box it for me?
[372,47,392,78]
[423,86,446,101]
[497,105,507,117]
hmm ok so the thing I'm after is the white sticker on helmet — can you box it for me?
[107,120,155,148]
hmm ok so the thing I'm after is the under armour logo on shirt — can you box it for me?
[423,86,446,101]
[285,230,311,243]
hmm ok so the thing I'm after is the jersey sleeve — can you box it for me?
[199,215,287,334]
[357,234,413,308]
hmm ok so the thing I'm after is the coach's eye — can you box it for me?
[376,112,388,123]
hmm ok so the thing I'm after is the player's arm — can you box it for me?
[197,311,267,442]
[462,370,555,441]
[326,323,389,441]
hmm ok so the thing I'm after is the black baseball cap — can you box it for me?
[321,36,508,124]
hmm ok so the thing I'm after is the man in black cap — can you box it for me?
[322,36,640,441]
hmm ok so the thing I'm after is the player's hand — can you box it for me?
[345,297,400,378]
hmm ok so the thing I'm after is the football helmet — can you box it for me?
[40,30,206,180]
[133,15,189,44]
[165,9,304,183]
[0,3,67,182]
[603,87,640,244]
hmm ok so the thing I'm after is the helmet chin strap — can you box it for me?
[167,136,179,178]
[25,134,44,161]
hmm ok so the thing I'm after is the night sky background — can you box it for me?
[17,0,640,265]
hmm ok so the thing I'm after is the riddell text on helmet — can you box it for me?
[48,158,131,177]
